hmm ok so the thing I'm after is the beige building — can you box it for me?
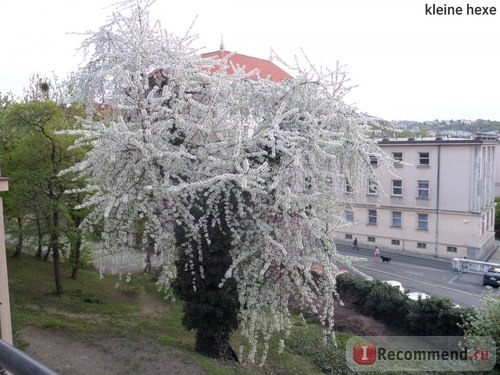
[335,136,497,260]
[0,177,12,344]
[495,143,500,197]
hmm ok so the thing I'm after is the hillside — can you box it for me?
[7,252,361,374]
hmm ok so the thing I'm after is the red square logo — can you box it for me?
[353,342,377,365]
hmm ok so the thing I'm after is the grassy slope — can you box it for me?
[9,252,498,375]
[7,252,350,375]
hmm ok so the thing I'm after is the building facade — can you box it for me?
[335,136,497,260]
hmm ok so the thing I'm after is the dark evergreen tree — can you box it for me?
[173,188,241,361]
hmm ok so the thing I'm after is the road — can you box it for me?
[335,243,499,308]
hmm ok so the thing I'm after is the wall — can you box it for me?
[334,139,497,260]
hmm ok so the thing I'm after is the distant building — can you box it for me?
[496,150,500,197]
[201,49,293,83]
[335,136,497,260]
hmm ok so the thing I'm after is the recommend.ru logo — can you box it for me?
[346,336,496,372]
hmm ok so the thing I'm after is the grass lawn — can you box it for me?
[9,251,492,375]
[6,251,351,374]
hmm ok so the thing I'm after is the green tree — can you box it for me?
[460,288,500,367]
[172,189,241,360]
[0,97,87,295]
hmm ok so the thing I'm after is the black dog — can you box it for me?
[381,255,391,263]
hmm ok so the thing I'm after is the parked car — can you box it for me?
[482,267,500,288]
[407,291,430,301]
[383,280,405,293]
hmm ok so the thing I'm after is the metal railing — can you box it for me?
[0,339,58,375]
[452,258,500,275]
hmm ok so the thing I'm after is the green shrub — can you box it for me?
[362,281,410,327]
[407,296,470,336]
[337,274,470,337]
[336,273,372,308]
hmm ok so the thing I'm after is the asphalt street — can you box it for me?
[335,242,500,308]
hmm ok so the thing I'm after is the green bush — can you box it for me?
[336,273,372,308]
[337,274,470,336]
[362,281,410,327]
[406,296,471,336]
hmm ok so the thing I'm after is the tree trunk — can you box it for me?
[11,216,24,258]
[143,237,155,273]
[44,243,52,261]
[36,215,43,258]
[51,209,64,296]
[70,212,84,280]
[71,235,82,280]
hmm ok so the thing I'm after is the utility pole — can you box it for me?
[0,177,12,344]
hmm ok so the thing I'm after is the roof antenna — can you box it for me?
[220,35,225,51]
[269,48,273,61]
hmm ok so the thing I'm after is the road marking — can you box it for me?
[449,275,459,284]
[355,264,482,298]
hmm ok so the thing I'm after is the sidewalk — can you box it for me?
[337,240,451,264]
[339,239,500,265]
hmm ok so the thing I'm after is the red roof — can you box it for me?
[201,50,293,82]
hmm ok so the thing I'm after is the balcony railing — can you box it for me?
[0,339,58,375]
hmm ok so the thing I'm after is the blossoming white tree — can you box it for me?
[65,0,391,364]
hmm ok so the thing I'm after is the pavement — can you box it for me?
[339,238,500,268]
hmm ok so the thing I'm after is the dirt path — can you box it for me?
[19,326,208,375]
[17,257,209,375]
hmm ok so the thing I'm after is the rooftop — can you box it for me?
[378,134,499,146]
[201,50,293,83]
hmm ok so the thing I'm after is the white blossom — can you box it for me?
[64,0,393,364]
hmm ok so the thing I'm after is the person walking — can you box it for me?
[352,237,358,251]
[374,246,380,262]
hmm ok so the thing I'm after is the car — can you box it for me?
[383,280,405,293]
[482,267,500,288]
[407,291,430,301]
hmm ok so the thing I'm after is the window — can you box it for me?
[417,213,428,230]
[447,246,457,253]
[345,178,353,193]
[391,239,400,246]
[368,179,378,195]
[392,180,403,196]
[369,155,378,167]
[368,209,377,225]
[345,233,353,240]
[392,211,402,228]
[418,180,429,198]
[345,210,354,223]
[367,236,376,243]
[417,242,427,249]
[418,152,430,166]
[392,152,403,166]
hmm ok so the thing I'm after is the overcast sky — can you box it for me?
[1,0,499,121]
